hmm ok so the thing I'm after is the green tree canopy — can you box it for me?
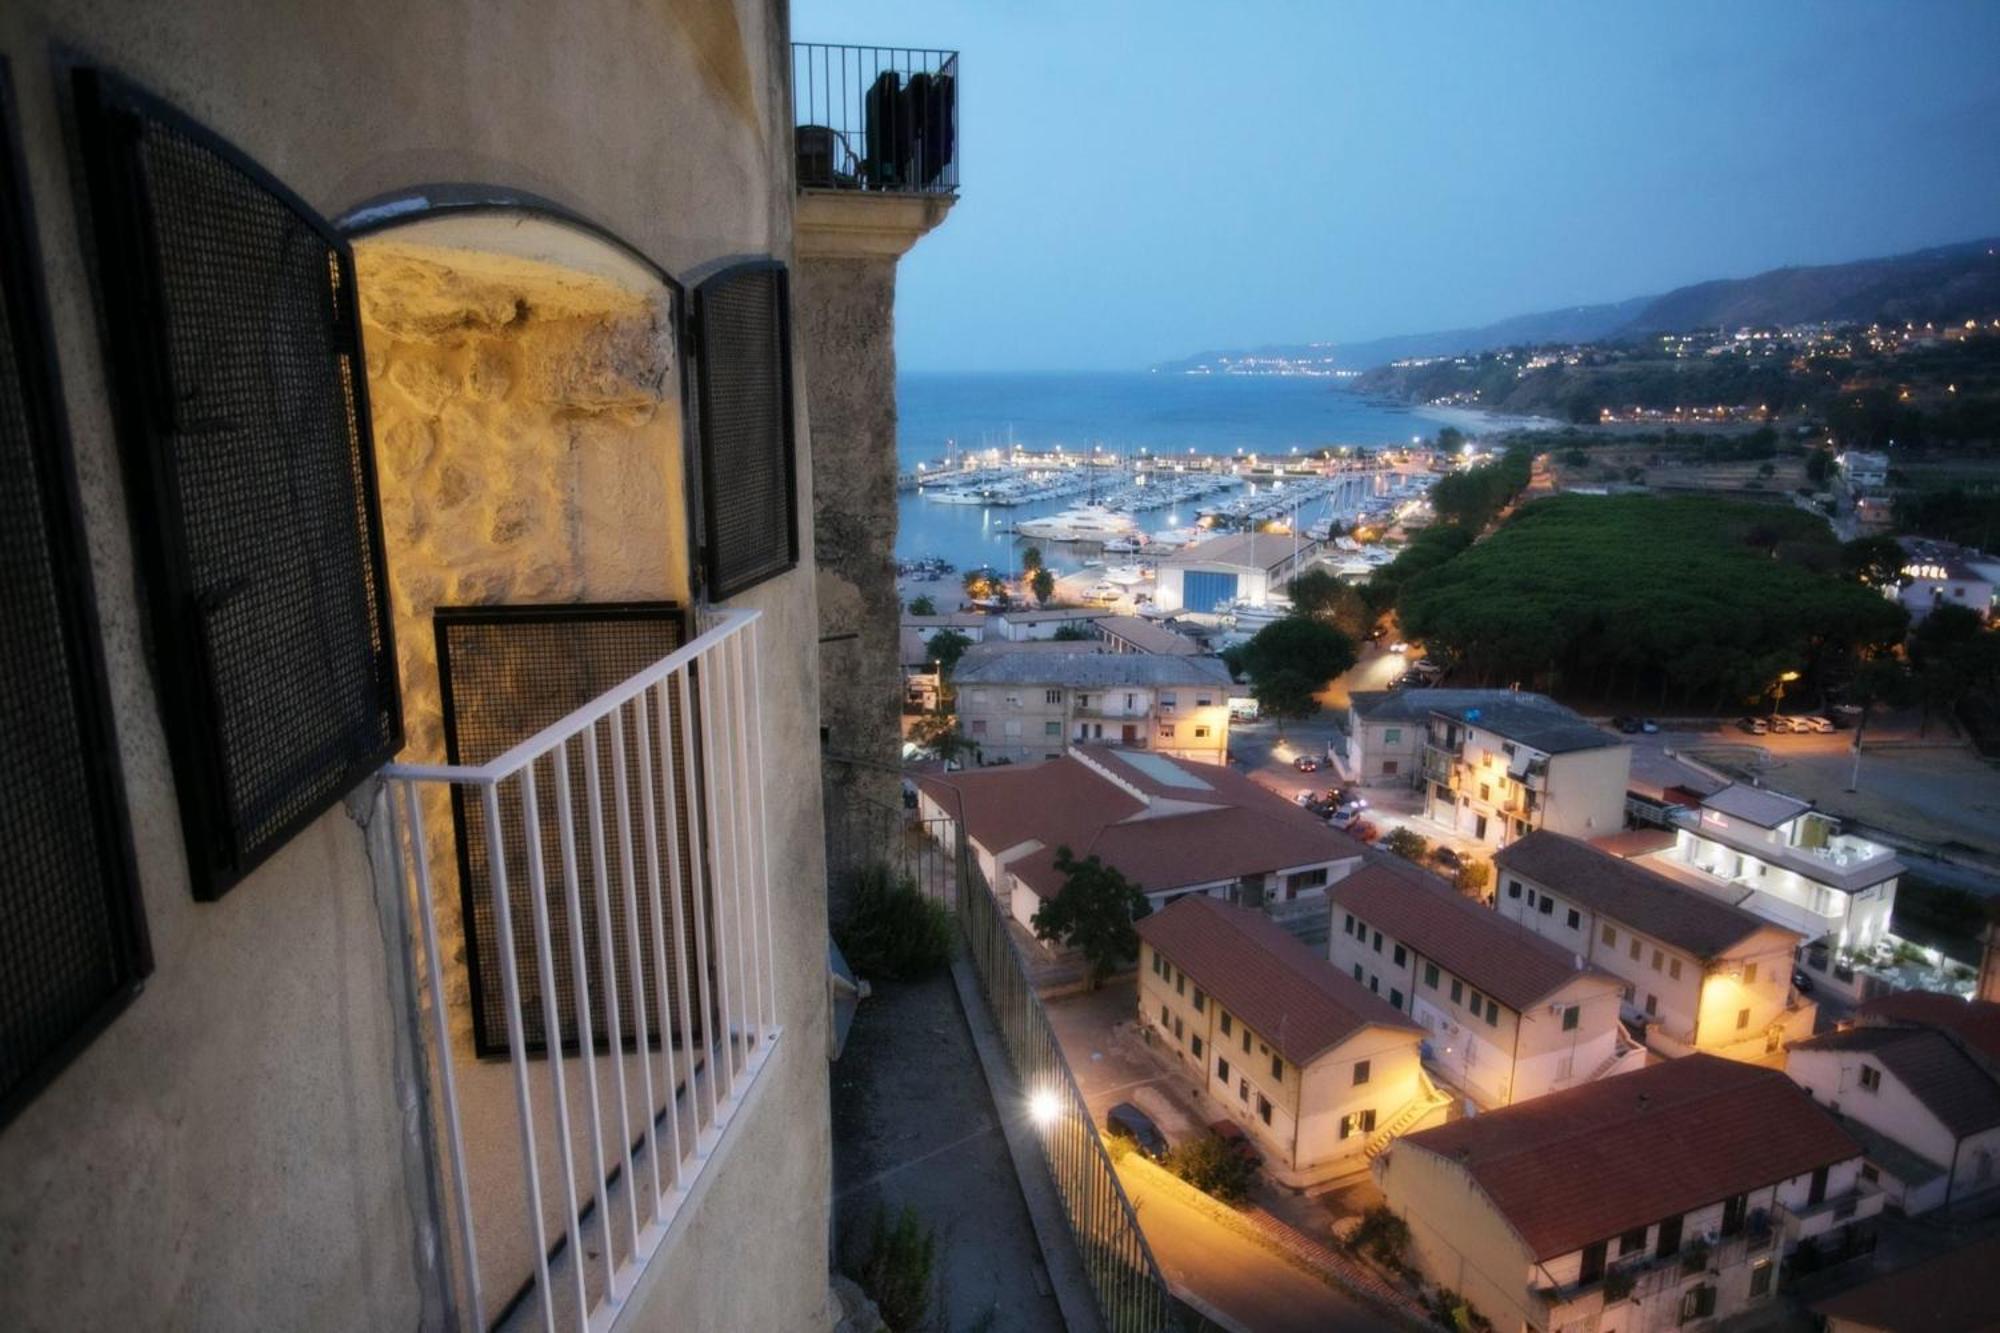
[1021,546,1044,573]
[1238,617,1357,731]
[1031,567,1057,605]
[907,594,937,616]
[1030,848,1149,987]
[1840,535,1907,590]
[927,628,973,678]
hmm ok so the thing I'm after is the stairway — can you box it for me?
[1363,1076,1452,1161]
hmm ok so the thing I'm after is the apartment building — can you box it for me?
[1812,1234,2000,1333]
[1139,895,1442,1185]
[1379,1056,1881,1333]
[916,747,1365,935]
[0,7,944,1328]
[1496,832,1814,1061]
[952,650,1234,764]
[1658,783,1901,959]
[1154,531,1320,614]
[1420,694,1630,850]
[1788,994,2000,1215]
[1343,687,1574,789]
[1329,865,1641,1108]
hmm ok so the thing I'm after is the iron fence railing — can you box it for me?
[791,43,959,194]
[824,791,1180,1332]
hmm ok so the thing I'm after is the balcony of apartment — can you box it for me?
[1777,1180,1884,1246]
[1420,743,1457,784]
[1537,1214,1775,1326]
[381,610,781,1332]
[791,43,959,258]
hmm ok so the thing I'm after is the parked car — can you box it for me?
[1326,786,1366,809]
[1414,658,1443,675]
[1293,755,1321,772]
[1767,715,1796,734]
[1829,705,1864,730]
[1737,716,1768,735]
[1639,718,1660,734]
[1803,715,1834,733]
[1329,808,1363,831]
[1387,640,1410,654]
[1792,968,1816,995]
[1433,846,1463,872]
[1208,1118,1264,1168]
[1106,1103,1169,1160]
[1612,715,1641,734]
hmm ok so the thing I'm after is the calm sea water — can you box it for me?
[895,372,1454,574]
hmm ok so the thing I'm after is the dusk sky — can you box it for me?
[795,1,2000,373]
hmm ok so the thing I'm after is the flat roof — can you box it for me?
[1168,531,1310,572]
[1431,696,1621,755]
[1702,783,1812,829]
[1093,615,1205,655]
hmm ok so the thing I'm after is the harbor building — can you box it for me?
[1154,531,1321,615]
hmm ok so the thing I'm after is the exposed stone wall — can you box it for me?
[357,239,689,1055]
[794,255,904,836]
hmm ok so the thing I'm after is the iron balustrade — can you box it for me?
[792,43,959,194]
[380,608,780,1332]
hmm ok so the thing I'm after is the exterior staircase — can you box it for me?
[1363,1072,1452,1161]
[1584,1029,1649,1084]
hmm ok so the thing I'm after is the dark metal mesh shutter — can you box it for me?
[0,65,149,1124]
[695,263,797,598]
[436,606,701,1058]
[74,72,399,898]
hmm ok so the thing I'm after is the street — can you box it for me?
[1119,1163,1386,1333]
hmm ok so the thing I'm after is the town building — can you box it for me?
[989,606,1105,640]
[1139,895,1444,1185]
[0,5,934,1328]
[1897,538,1996,622]
[1378,1055,1881,1333]
[1656,783,1901,960]
[1092,613,1208,655]
[1341,687,1601,790]
[1811,1234,2000,1333]
[951,651,1235,764]
[1495,832,1815,1061]
[1788,994,2000,1215]
[1328,865,1642,1109]
[1153,531,1320,614]
[916,748,1366,937]
[1420,694,1631,850]
[1838,450,1890,491]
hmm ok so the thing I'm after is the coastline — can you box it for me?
[1332,386,1564,438]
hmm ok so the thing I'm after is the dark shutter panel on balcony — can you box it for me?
[0,61,150,1126]
[72,70,401,899]
[694,262,797,599]
[435,604,696,1058]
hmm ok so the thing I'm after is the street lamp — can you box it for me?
[1028,1087,1062,1129]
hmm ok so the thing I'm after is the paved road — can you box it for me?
[1119,1165,1385,1333]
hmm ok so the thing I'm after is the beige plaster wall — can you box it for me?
[0,2,831,1330]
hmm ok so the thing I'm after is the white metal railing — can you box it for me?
[381,608,780,1332]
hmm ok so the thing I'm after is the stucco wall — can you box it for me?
[0,2,831,1330]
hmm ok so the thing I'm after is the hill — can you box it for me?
[1159,236,2000,373]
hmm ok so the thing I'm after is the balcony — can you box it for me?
[792,43,959,194]
[1778,1181,1884,1244]
[1421,744,1456,783]
[381,609,780,1331]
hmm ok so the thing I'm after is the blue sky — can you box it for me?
[794,1,2000,372]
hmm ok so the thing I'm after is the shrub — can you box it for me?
[1165,1137,1257,1204]
[1455,861,1491,898]
[1347,1204,1411,1269]
[836,864,953,981]
[1382,827,1430,862]
[854,1205,938,1331]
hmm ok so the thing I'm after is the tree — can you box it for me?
[1239,617,1357,735]
[1805,448,1836,487]
[1031,567,1056,606]
[907,594,937,616]
[1020,546,1044,574]
[1840,535,1906,590]
[1287,570,1373,638]
[1030,848,1149,987]
[1382,827,1429,862]
[1052,622,1094,641]
[963,567,1000,601]
[926,628,973,679]
[906,712,978,768]
[1434,425,1466,454]
[1455,861,1491,900]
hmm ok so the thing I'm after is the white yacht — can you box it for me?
[1016,504,1138,543]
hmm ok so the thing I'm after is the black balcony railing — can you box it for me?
[792,43,959,194]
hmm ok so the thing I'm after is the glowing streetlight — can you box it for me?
[1028,1088,1062,1129]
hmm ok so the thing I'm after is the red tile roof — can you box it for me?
[1393,1054,1859,1261]
[1138,895,1418,1065]
[1494,830,1781,959]
[1859,993,2000,1067]
[917,751,1365,900]
[1791,1026,2000,1139]
[1329,864,1610,1013]
[1811,1234,2000,1332]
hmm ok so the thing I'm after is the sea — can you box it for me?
[895,371,1462,576]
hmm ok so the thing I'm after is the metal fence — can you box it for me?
[825,792,1180,1333]
[791,43,959,194]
